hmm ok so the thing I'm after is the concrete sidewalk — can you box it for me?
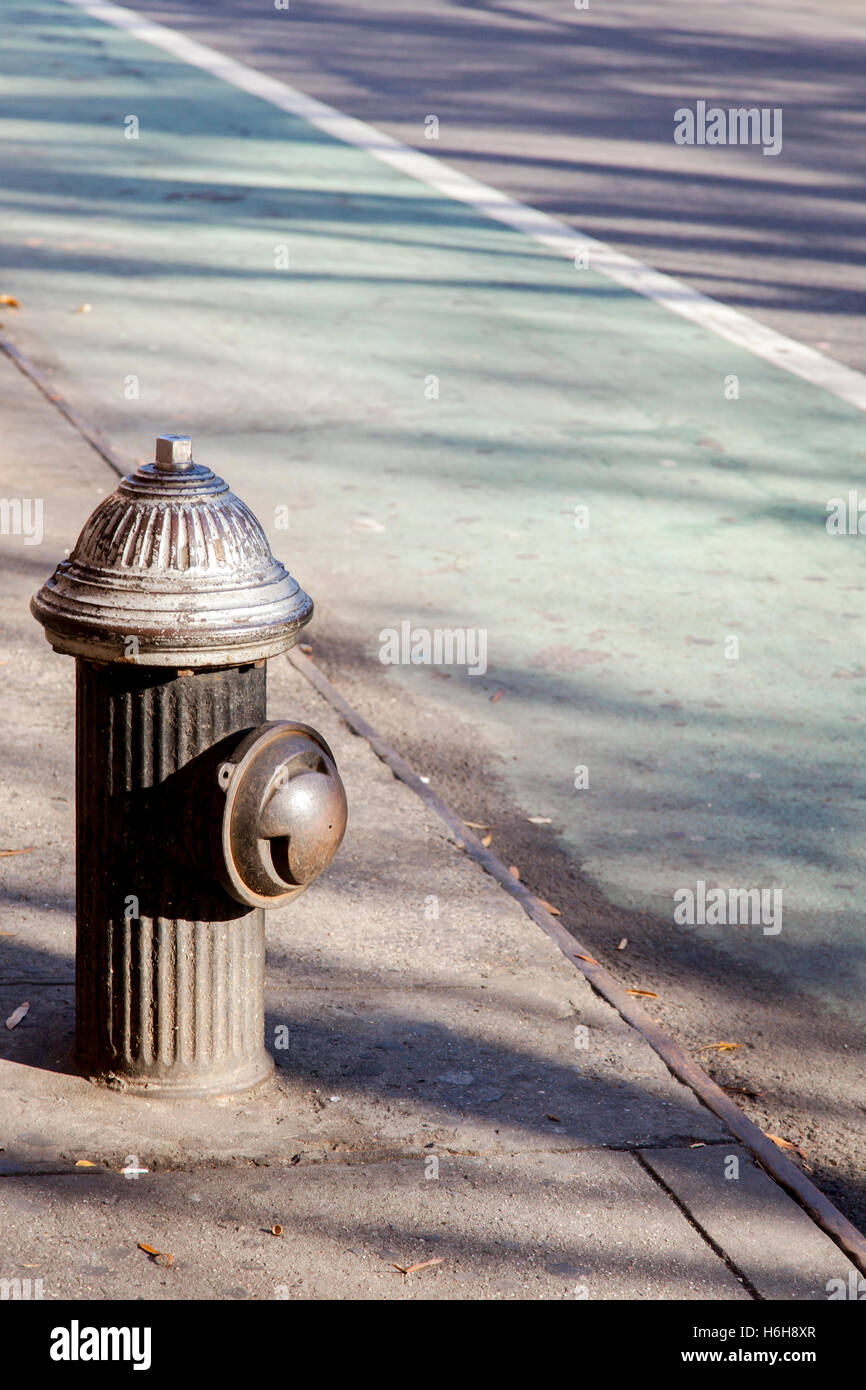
[0,353,858,1300]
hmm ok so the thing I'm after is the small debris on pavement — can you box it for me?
[298,644,312,653]
[697,1041,743,1053]
[138,1242,173,1268]
[527,816,552,824]
[508,865,520,879]
[390,1257,443,1275]
[535,897,560,916]
[270,1224,283,1237]
[625,988,658,998]
[616,937,628,950]
[765,1133,809,1163]
[480,832,492,847]
[75,303,91,313]
[74,1159,96,1167]
[0,847,34,857]
[490,690,505,702]
[0,295,20,308]
[5,1001,29,1030]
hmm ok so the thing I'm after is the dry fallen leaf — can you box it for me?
[490,690,505,703]
[536,897,560,916]
[138,1242,173,1267]
[75,1159,97,1167]
[546,1114,561,1123]
[0,847,34,857]
[616,937,628,950]
[5,1001,30,1030]
[764,1133,811,1169]
[698,1042,743,1053]
[722,1085,764,1099]
[508,865,520,880]
[765,1132,807,1160]
[575,953,599,965]
[75,303,92,313]
[298,644,312,654]
[463,821,491,830]
[480,833,492,847]
[391,1257,444,1275]
[625,988,658,998]
[0,295,20,308]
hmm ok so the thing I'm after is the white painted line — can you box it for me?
[60,0,866,411]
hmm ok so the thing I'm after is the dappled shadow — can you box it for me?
[2,0,866,355]
[1,0,865,1263]
[0,923,713,1147]
[111,0,866,363]
[0,1150,763,1300]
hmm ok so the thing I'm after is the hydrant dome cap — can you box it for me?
[31,439,313,667]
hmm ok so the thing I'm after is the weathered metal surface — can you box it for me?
[214,721,347,909]
[31,435,312,668]
[33,435,345,1097]
[75,658,273,1096]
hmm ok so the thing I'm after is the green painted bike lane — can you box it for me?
[2,0,865,1036]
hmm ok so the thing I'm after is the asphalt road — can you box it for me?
[126,0,866,374]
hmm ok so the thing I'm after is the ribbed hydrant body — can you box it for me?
[32,436,346,1097]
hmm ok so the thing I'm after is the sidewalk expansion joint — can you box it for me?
[0,979,74,987]
[264,981,507,993]
[0,1138,732,1180]
[634,1150,761,1301]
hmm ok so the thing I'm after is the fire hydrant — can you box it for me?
[32,435,346,1097]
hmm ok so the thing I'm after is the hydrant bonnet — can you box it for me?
[31,434,313,667]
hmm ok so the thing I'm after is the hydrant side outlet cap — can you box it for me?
[31,437,313,667]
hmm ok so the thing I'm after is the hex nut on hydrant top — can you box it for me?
[31,435,347,1097]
